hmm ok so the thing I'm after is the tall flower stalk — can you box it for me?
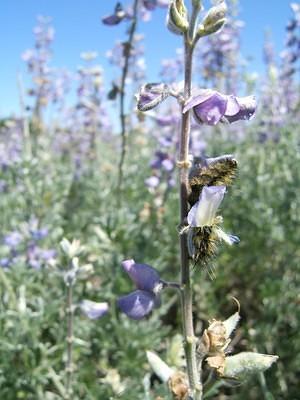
[178,2,202,398]
[121,1,277,398]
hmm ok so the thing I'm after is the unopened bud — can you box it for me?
[146,351,174,383]
[197,2,227,37]
[167,0,189,35]
[60,238,82,259]
[223,352,279,379]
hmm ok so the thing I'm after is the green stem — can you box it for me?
[178,4,202,398]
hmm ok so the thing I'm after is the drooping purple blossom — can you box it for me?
[118,259,164,320]
[102,3,128,26]
[183,89,256,126]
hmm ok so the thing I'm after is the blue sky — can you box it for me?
[0,0,294,116]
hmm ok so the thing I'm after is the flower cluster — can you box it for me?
[1,218,56,270]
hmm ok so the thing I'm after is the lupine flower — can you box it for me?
[143,0,157,11]
[80,300,109,319]
[185,185,239,264]
[4,231,23,248]
[188,186,226,227]
[137,83,170,111]
[102,3,127,26]
[145,175,160,189]
[183,89,256,125]
[118,259,164,320]
[142,0,169,10]
[27,245,56,269]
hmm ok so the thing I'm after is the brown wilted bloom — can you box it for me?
[168,371,189,400]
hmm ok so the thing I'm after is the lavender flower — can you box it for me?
[145,175,160,189]
[137,83,170,111]
[102,3,127,26]
[80,300,109,319]
[183,89,256,125]
[118,259,164,320]
[4,231,23,248]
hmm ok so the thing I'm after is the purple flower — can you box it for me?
[102,3,127,26]
[4,231,23,249]
[27,245,56,269]
[80,300,109,319]
[118,290,158,320]
[145,175,160,188]
[137,83,170,112]
[143,0,157,11]
[188,186,226,227]
[117,259,164,320]
[183,89,256,126]
[0,258,11,268]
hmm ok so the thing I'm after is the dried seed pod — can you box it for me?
[168,371,189,400]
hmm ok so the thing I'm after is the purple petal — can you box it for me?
[194,93,227,125]
[161,159,174,171]
[117,290,156,320]
[102,14,123,25]
[80,300,109,319]
[183,90,215,113]
[121,259,161,292]
[226,96,257,123]
[143,0,157,10]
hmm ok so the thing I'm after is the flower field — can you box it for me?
[0,1,299,399]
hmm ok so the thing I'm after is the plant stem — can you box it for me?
[117,0,139,191]
[178,4,202,400]
[65,282,74,399]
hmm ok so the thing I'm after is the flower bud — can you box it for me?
[167,0,189,35]
[146,351,174,382]
[197,1,227,37]
[60,238,82,259]
[80,300,109,319]
[223,352,278,379]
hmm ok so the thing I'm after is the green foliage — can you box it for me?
[0,123,299,398]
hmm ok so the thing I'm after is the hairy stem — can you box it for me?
[117,0,139,191]
[178,4,202,400]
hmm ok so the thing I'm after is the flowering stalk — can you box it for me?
[117,0,139,191]
[178,2,203,398]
